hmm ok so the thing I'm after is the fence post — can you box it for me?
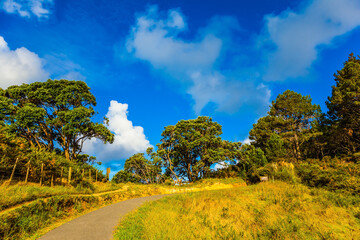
[51,174,54,187]
[106,168,110,182]
[25,160,30,184]
[40,163,44,186]
[68,167,72,184]
[9,157,19,184]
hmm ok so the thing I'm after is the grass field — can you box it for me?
[115,181,360,240]
[0,182,123,211]
[0,178,244,239]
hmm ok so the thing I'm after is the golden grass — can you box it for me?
[0,181,123,212]
[0,178,244,239]
[115,181,360,240]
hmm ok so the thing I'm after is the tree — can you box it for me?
[250,90,321,161]
[235,144,267,182]
[111,170,137,183]
[124,152,162,184]
[157,116,240,182]
[0,79,114,161]
[249,115,276,150]
[265,133,287,162]
[326,53,360,155]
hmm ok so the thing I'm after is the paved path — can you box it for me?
[38,194,169,240]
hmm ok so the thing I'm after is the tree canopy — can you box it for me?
[156,116,240,182]
[0,79,114,161]
[326,53,360,155]
[250,90,321,161]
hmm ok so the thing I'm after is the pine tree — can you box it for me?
[326,53,360,155]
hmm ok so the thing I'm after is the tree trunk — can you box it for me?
[187,163,193,182]
[293,131,301,161]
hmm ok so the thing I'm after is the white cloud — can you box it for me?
[83,100,152,163]
[188,72,271,114]
[263,0,360,81]
[213,161,228,170]
[242,137,252,145]
[126,6,270,114]
[0,36,49,89]
[1,0,53,19]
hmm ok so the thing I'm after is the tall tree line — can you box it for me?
[114,53,360,184]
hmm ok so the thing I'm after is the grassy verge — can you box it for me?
[114,181,360,240]
[0,178,244,240]
[0,182,123,211]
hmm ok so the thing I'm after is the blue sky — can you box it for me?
[1,0,360,176]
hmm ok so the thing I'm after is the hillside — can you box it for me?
[115,181,360,239]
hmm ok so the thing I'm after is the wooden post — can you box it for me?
[68,167,72,184]
[82,169,85,180]
[9,157,19,184]
[51,174,54,187]
[89,169,91,182]
[95,170,98,182]
[40,163,44,186]
[60,167,64,184]
[106,168,110,182]
[25,160,30,184]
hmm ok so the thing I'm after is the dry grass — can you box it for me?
[115,181,360,240]
[0,178,244,239]
[0,182,123,211]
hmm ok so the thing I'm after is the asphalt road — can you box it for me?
[38,194,168,240]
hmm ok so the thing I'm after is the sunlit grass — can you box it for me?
[115,181,360,240]
[0,182,124,211]
[0,178,243,239]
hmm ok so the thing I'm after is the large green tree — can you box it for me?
[326,53,360,155]
[124,151,162,184]
[250,90,321,161]
[156,116,240,182]
[0,79,114,161]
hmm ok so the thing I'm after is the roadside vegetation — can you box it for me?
[115,181,360,240]
[0,178,243,240]
[0,181,123,212]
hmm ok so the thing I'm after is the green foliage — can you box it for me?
[112,170,138,183]
[235,144,267,182]
[326,53,360,155]
[157,116,240,182]
[257,162,299,183]
[265,133,287,162]
[124,152,162,184]
[250,90,321,161]
[296,158,360,194]
[0,79,114,161]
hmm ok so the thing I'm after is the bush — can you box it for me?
[296,158,360,194]
[71,179,95,193]
[247,162,299,184]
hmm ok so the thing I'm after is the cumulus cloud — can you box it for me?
[83,100,152,163]
[0,36,49,89]
[1,0,53,19]
[213,161,228,170]
[126,6,271,114]
[263,0,360,81]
